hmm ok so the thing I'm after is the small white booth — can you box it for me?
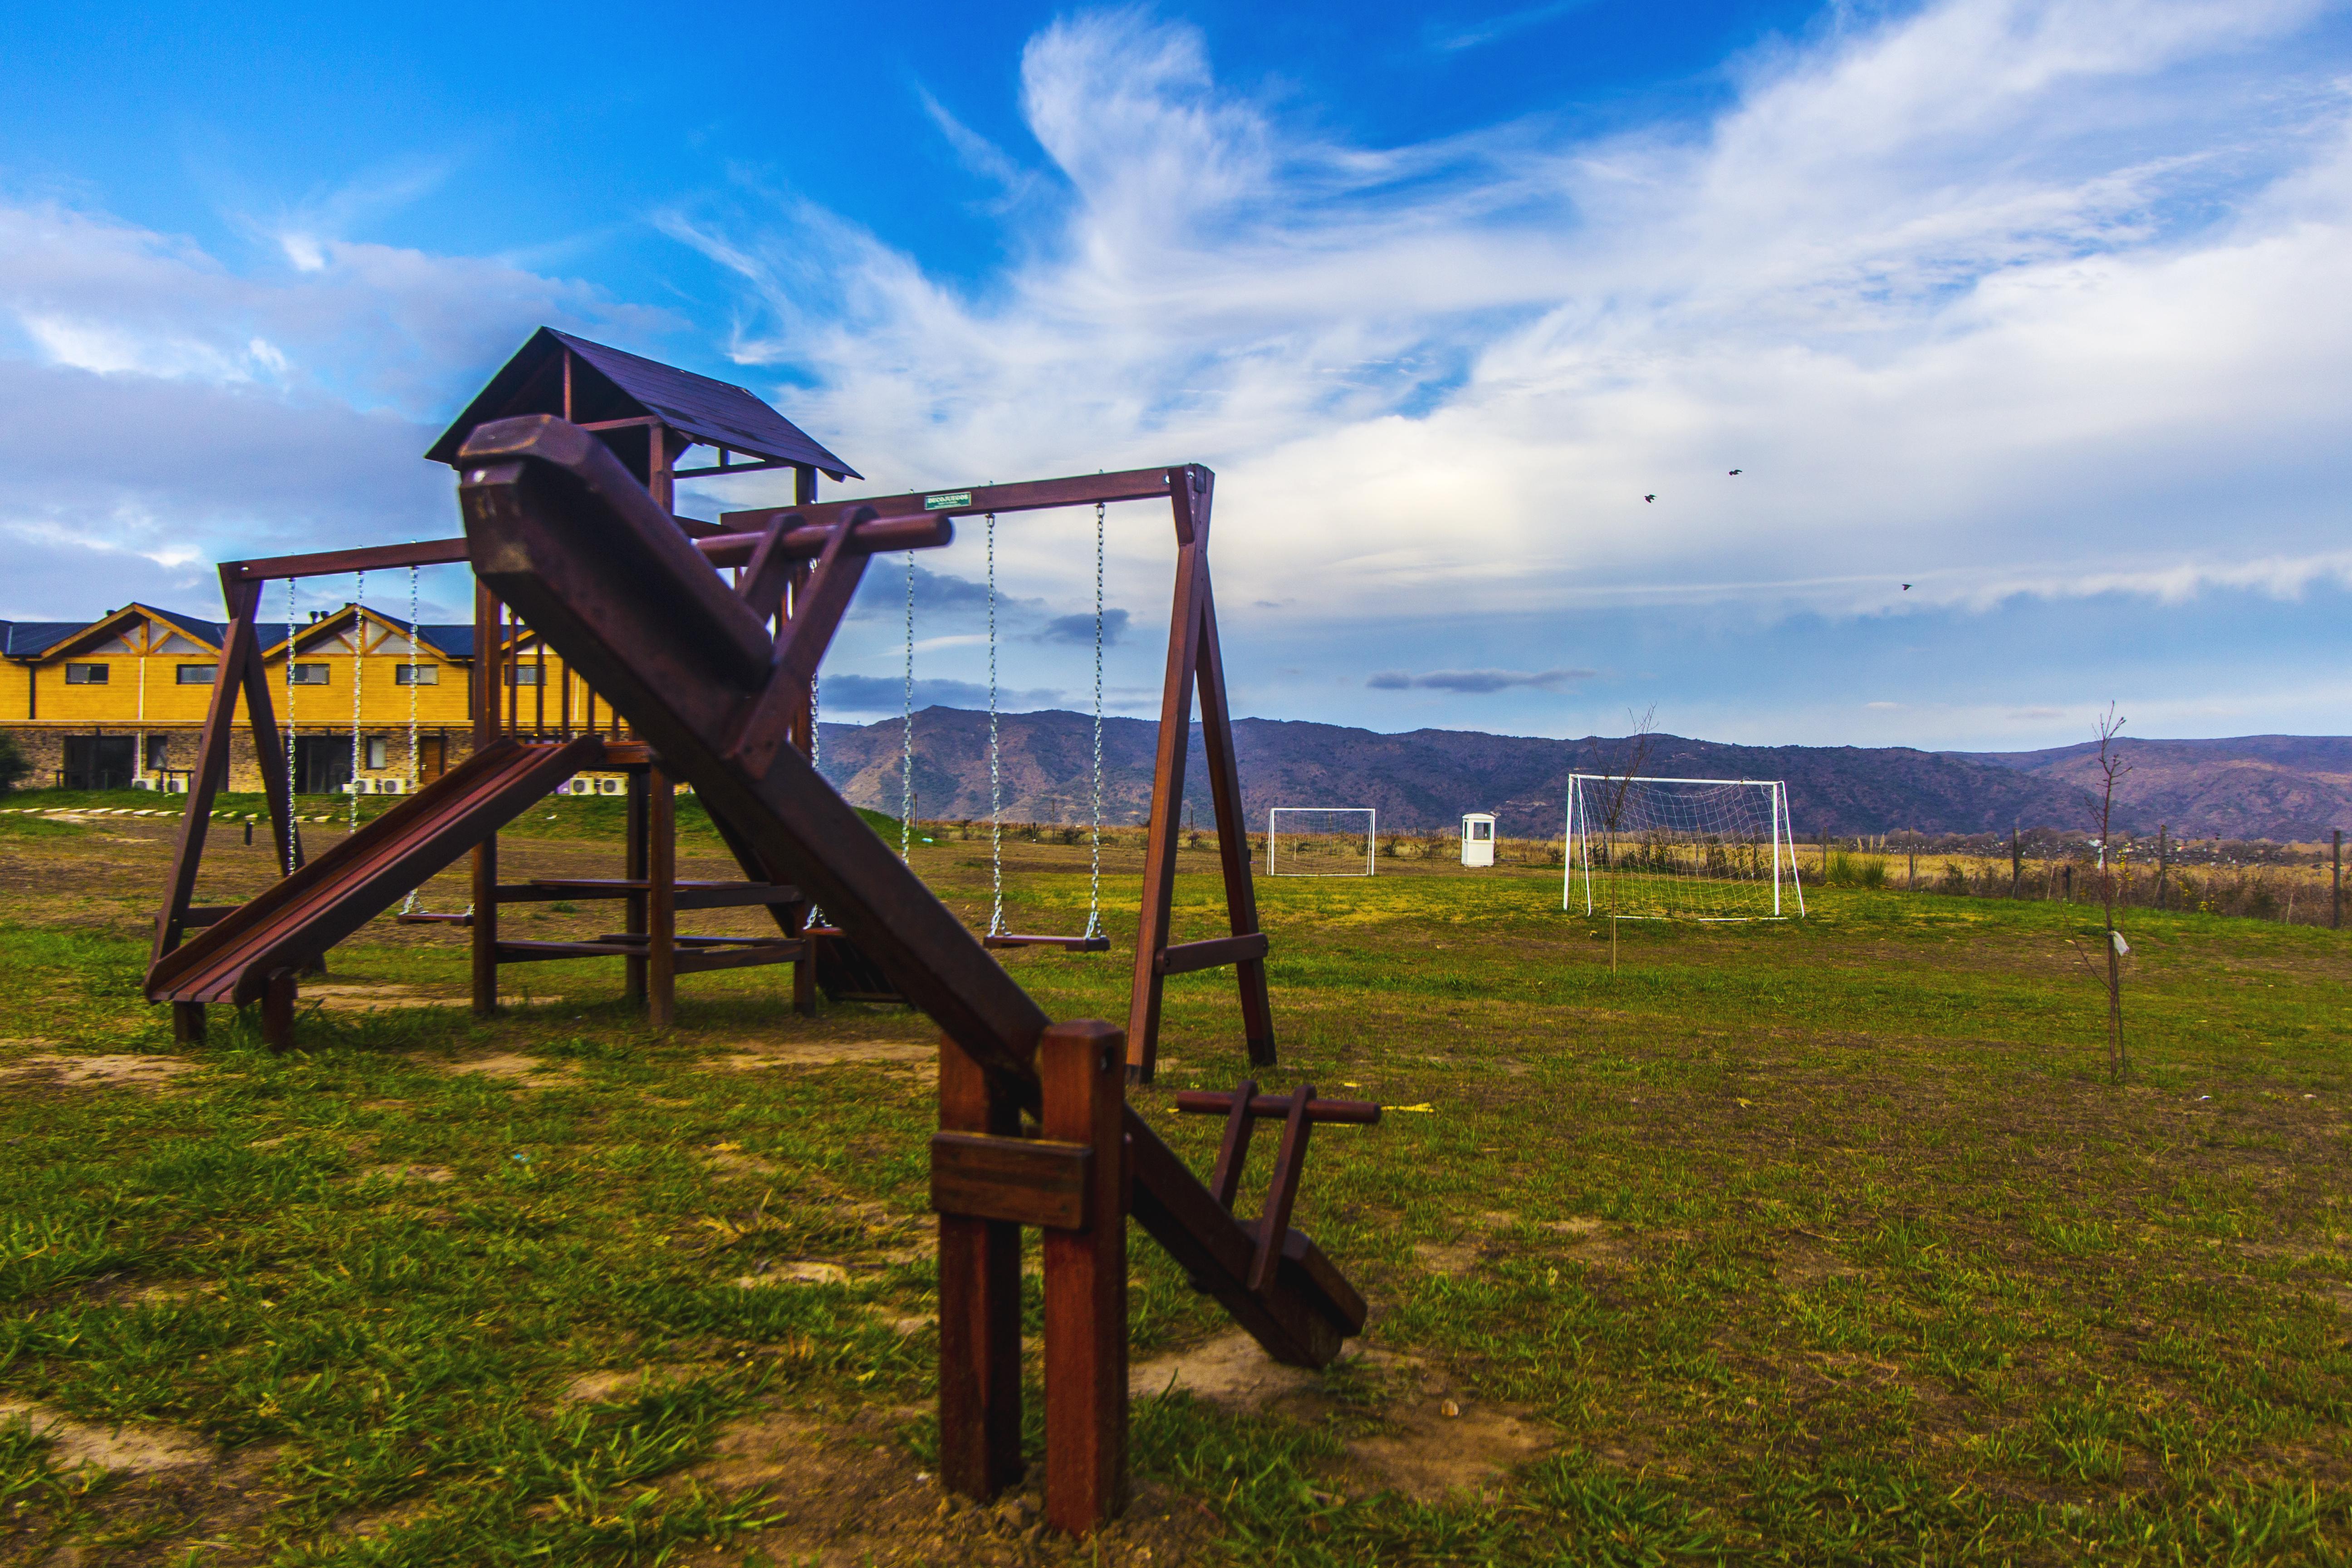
[1460,812,1496,867]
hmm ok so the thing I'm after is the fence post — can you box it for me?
[2156,824,2169,910]
[2333,829,2342,931]
[2010,819,2022,898]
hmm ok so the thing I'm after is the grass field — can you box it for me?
[0,794,2347,1565]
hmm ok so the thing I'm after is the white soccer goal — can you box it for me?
[1563,776,1803,920]
[1268,808,1377,877]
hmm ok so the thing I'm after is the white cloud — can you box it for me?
[662,0,2352,633]
[0,196,668,617]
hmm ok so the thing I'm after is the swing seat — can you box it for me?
[983,932,1110,952]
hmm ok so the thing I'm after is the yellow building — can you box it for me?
[1,602,613,794]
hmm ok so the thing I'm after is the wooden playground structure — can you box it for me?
[141,333,1371,1530]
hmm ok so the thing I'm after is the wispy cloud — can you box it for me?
[1425,0,1595,54]
[662,0,2347,633]
[1368,667,1594,692]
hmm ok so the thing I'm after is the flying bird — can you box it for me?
[1728,469,1742,475]
[1901,583,1912,591]
[1643,494,1656,502]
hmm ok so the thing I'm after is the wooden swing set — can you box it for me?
[145,332,1271,1079]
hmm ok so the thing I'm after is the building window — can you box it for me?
[146,736,170,770]
[364,737,389,770]
[64,663,108,685]
[176,664,216,685]
[394,664,438,686]
[506,665,543,686]
[291,663,329,685]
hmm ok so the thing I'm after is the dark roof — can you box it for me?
[423,327,860,480]
[1,605,229,660]
[130,604,228,647]
[0,621,91,657]
[264,608,475,660]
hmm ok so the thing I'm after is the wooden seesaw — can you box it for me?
[452,413,1379,1534]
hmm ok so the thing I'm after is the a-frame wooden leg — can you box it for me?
[1041,1020,1128,1534]
[937,1034,1023,1502]
[1125,481,1211,1085]
[1192,579,1275,1068]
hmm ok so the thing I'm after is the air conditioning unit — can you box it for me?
[375,779,405,795]
[342,781,368,794]
[133,778,155,790]
[597,777,626,796]
[163,778,186,794]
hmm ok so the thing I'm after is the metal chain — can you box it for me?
[401,564,422,915]
[283,577,297,873]
[986,513,1004,938]
[901,549,915,859]
[804,576,826,931]
[348,570,364,835]
[1086,502,1105,939]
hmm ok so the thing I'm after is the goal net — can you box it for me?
[1563,776,1802,920]
[1268,808,1376,877]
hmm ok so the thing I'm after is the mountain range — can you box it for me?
[812,709,2352,843]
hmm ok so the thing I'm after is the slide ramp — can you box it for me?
[147,736,601,1007]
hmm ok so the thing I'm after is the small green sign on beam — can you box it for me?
[924,491,972,512]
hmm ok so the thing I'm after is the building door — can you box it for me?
[418,735,446,784]
[294,736,353,795]
[62,735,135,791]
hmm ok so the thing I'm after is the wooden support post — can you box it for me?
[625,770,650,1007]
[1126,466,1268,1083]
[1040,1020,1129,1534]
[2334,829,2342,931]
[936,1033,1023,1503]
[260,969,295,1053]
[648,764,676,1027]
[471,581,503,1016]
[1191,584,1274,1067]
[172,1001,206,1045]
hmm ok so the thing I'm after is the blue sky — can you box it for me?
[3,0,2348,750]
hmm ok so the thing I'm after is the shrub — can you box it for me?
[0,731,26,794]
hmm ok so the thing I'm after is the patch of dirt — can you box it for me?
[735,1261,850,1288]
[0,1400,210,1474]
[1413,1241,1479,1277]
[438,1052,579,1081]
[1130,1331,1330,1410]
[1323,1351,1553,1503]
[705,1148,781,1176]
[662,1403,1213,1567]
[1127,1330,1548,1500]
[362,1163,454,1184]
[1776,1237,1864,1286]
[0,1053,195,1091]
[720,1039,935,1069]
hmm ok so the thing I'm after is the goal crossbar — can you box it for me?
[1267,807,1377,877]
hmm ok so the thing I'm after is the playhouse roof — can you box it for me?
[423,328,860,480]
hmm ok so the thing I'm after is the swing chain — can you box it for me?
[401,564,423,916]
[986,514,1004,938]
[1086,502,1105,940]
[902,549,916,859]
[803,589,826,930]
[283,577,298,874]
[348,570,365,835]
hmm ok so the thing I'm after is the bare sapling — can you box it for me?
[2067,704,2132,1081]
[1587,706,1656,975]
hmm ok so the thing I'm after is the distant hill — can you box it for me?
[1945,735,2352,842]
[810,709,2347,841]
